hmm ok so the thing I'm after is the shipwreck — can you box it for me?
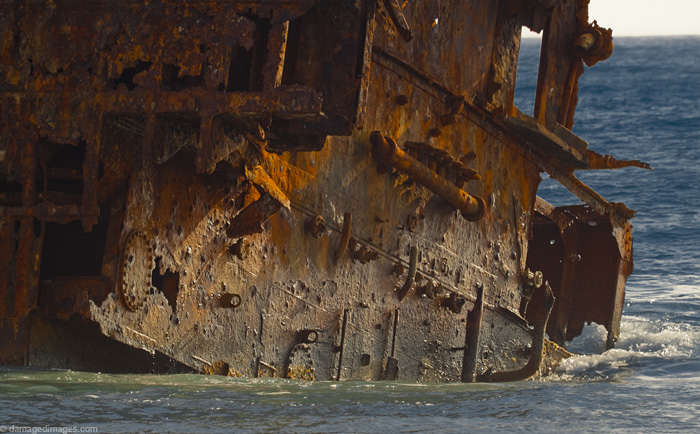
[0,0,648,381]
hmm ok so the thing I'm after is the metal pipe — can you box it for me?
[370,131,486,221]
[336,309,349,381]
[397,245,418,301]
[482,284,555,382]
[382,308,400,380]
[334,212,352,265]
[461,285,484,383]
[390,308,399,357]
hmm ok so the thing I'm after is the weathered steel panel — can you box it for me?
[0,0,642,381]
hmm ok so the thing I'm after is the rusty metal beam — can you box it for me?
[372,42,636,225]
[461,285,484,383]
[263,21,290,91]
[2,89,324,123]
[534,0,580,129]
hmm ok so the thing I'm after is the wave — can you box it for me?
[553,313,700,381]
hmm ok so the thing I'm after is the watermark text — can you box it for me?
[0,426,98,434]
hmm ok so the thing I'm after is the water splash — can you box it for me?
[554,313,700,381]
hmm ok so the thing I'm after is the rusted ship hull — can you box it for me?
[1,0,645,381]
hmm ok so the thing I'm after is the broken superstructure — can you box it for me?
[0,0,648,381]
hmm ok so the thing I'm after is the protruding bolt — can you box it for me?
[221,293,242,308]
[523,268,544,288]
[305,215,326,238]
[299,329,318,343]
[575,32,596,53]
[396,95,409,105]
[455,267,465,285]
[440,257,449,274]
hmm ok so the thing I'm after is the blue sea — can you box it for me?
[1,36,699,433]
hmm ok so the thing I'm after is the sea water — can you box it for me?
[1,36,699,433]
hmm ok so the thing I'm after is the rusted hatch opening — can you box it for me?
[249,15,272,92]
[280,15,301,86]
[0,177,22,199]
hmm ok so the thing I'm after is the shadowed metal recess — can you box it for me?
[1,0,647,381]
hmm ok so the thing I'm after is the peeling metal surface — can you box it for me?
[1,0,644,381]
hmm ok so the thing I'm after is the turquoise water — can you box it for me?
[2,36,699,433]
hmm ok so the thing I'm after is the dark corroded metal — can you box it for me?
[461,285,484,383]
[350,241,379,264]
[382,308,400,381]
[336,309,349,381]
[527,198,633,349]
[1,0,644,382]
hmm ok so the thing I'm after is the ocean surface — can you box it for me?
[1,36,699,433]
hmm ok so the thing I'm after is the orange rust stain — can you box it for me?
[264,153,316,198]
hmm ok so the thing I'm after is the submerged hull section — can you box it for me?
[1,0,642,381]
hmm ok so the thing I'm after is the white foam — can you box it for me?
[617,315,698,358]
[555,315,700,379]
[565,322,608,354]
